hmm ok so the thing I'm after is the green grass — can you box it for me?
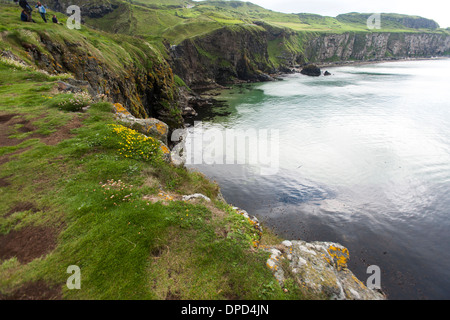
[0,3,183,124]
[0,57,319,300]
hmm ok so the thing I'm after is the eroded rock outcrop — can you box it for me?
[1,27,184,129]
[305,32,450,62]
[171,25,278,90]
[300,64,321,77]
[265,240,386,300]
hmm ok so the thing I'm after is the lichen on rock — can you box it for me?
[113,103,169,146]
[265,240,386,300]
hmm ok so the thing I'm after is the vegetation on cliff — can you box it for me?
[40,0,448,88]
[0,3,184,128]
[0,0,448,301]
[0,50,322,299]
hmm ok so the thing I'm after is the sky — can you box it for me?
[194,0,450,28]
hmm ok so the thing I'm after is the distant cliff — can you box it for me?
[304,32,450,62]
[171,26,450,89]
[170,25,278,90]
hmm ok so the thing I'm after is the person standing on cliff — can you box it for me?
[35,2,48,23]
[15,0,34,22]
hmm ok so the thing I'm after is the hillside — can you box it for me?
[35,0,450,90]
[0,2,188,127]
[0,0,448,301]
[0,2,308,300]
[41,0,449,42]
[0,1,389,301]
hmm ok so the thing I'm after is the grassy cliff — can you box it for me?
[0,2,184,127]
[0,1,322,300]
[0,13,321,299]
[48,0,448,88]
[0,0,448,301]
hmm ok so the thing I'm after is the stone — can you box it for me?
[113,103,169,145]
[129,118,169,146]
[66,79,97,97]
[170,142,186,168]
[57,81,82,93]
[324,71,332,76]
[300,64,321,77]
[159,142,171,163]
[265,240,386,300]
[182,194,211,202]
[282,240,293,247]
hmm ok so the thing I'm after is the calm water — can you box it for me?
[186,59,450,300]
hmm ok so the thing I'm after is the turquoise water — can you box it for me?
[186,59,450,299]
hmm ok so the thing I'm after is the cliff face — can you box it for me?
[171,25,277,90]
[305,32,450,62]
[1,26,184,128]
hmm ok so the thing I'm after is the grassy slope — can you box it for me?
[1,0,446,301]
[0,57,322,299]
[0,4,319,298]
[105,0,450,44]
[0,3,184,124]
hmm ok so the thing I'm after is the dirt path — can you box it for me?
[0,112,84,300]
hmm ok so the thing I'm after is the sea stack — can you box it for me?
[300,64,322,77]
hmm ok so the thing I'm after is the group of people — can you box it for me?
[15,0,60,24]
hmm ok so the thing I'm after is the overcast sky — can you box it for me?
[195,0,450,28]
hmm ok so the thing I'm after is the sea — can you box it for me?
[185,59,450,299]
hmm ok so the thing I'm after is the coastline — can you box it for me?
[178,55,450,299]
[314,55,450,69]
[194,56,450,98]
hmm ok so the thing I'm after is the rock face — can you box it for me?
[304,32,450,62]
[172,27,450,89]
[171,25,278,90]
[113,103,169,145]
[266,240,386,300]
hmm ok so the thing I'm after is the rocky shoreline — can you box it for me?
[235,209,386,300]
[110,99,386,300]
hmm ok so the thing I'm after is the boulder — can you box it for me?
[57,81,82,93]
[300,64,321,77]
[182,194,211,202]
[324,71,332,76]
[170,142,186,167]
[113,103,169,145]
[265,240,386,300]
[129,118,169,146]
